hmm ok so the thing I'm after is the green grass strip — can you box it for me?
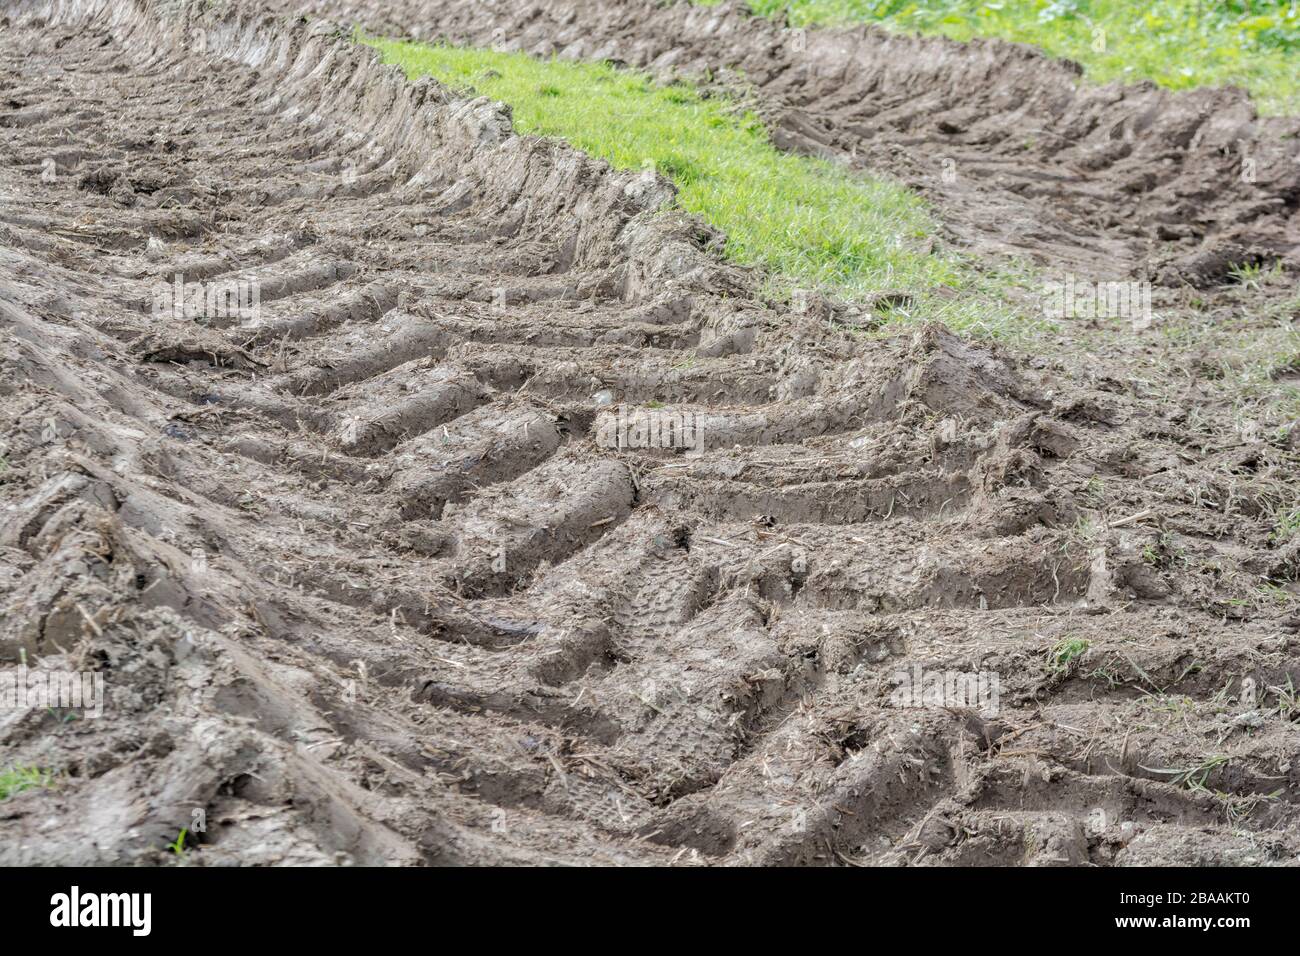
[366,34,1032,337]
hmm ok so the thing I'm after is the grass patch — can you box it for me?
[167,827,190,855]
[365,34,1033,338]
[1273,506,1300,544]
[1048,636,1091,671]
[1272,675,1299,720]
[1161,289,1300,427]
[0,766,54,801]
[713,0,1300,115]
[1141,753,1229,791]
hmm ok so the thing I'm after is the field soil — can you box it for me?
[0,0,1297,865]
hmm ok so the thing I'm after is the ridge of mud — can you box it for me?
[0,0,1298,866]
[262,0,1300,284]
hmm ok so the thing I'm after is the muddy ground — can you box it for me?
[0,0,1297,866]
